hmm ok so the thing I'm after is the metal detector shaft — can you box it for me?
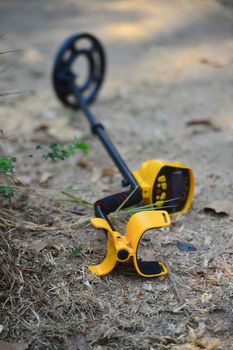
[69,80,142,225]
[70,81,138,189]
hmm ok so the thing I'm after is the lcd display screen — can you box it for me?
[152,166,190,213]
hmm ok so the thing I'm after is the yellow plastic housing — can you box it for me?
[125,210,170,277]
[89,210,170,278]
[133,159,194,215]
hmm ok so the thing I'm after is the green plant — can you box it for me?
[38,137,89,161]
[0,156,16,202]
[0,185,15,200]
[70,246,82,258]
[0,156,15,173]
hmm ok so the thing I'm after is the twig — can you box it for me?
[0,49,24,55]
[0,90,33,97]
[114,185,140,214]
[61,191,92,207]
[0,63,14,74]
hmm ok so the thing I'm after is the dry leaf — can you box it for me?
[137,290,145,298]
[204,200,233,216]
[39,172,53,185]
[34,124,48,132]
[30,239,48,253]
[91,167,102,183]
[199,57,230,68]
[101,167,115,177]
[0,340,28,350]
[77,159,92,169]
[186,119,220,132]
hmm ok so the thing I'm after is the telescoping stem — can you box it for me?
[69,80,142,227]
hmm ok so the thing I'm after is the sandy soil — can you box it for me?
[0,1,233,349]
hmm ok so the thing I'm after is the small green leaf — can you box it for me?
[70,246,82,258]
[0,185,15,199]
[40,137,89,161]
[48,142,57,148]
[67,144,75,156]
[0,156,15,173]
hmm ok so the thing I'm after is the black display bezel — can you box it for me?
[152,166,190,214]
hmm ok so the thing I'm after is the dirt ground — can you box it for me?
[0,1,233,349]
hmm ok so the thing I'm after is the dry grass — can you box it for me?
[0,200,101,349]
[1,190,233,349]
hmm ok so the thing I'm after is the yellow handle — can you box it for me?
[89,218,132,276]
[89,211,170,278]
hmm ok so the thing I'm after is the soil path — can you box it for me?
[0,1,233,349]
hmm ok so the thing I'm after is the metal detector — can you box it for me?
[52,33,194,277]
